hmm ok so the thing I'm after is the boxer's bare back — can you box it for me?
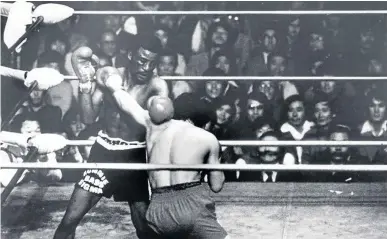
[146,119,220,189]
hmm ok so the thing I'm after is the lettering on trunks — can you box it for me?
[78,179,104,194]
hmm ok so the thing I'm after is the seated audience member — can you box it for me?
[157,48,193,99]
[236,92,272,139]
[96,30,119,66]
[37,50,74,118]
[280,95,314,164]
[305,93,337,140]
[198,68,230,106]
[12,88,62,134]
[210,48,238,76]
[251,80,284,122]
[308,124,370,182]
[154,25,187,75]
[358,88,387,165]
[186,20,233,80]
[237,131,298,182]
[2,114,62,186]
[246,22,280,76]
[205,97,237,140]
[304,61,359,128]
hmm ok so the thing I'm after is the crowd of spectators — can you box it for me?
[2,1,387,185]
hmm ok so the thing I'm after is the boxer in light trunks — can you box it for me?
[54,37,169,239]
[98,66,229,239]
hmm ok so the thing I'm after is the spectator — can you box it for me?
[280,95,315,164]
[158,49,192,99]
[186,21,232,77]
[210,48,238,76]
[2,114,62,186]
[358,88,387,164]
[236,92,271,139]
[11,88,62,134]
[37,50,74,118]
[283,15,304,62]
[154,26,187,75]
[205,97,237,140]
[97,30,119,67]
[237,131,297,182]
[246,22,280,76]
[308,124,369,182]
[223,13,253,74]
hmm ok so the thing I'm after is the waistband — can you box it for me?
[151,181,205,201]
[152,181,201,194]
[96,131,145,151]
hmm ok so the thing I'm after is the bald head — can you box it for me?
[148,96,174,125]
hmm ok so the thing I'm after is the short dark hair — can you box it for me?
[173,93,211,128]
[159,48,178,68]
[140,35,162,55]
[11,113,40,133]
[37,50,64,68]
[366,88,387,105]
[329,124,352,137]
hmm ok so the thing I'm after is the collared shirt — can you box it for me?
[281,121,315,164]
[360,120,387,137]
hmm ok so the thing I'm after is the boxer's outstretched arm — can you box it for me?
[112,89,149,127]
[206,135,225,193]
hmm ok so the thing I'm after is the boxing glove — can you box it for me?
[28,134,68,154]
[24,67,64,90]
[96,66,124,92]
[71,47,100,93]
[33,3,74,24]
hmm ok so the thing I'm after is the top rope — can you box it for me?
[72,10,387,15]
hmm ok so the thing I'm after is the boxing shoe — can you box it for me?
[96,66,124,92]
[24,67,64,90]
[71,47,100,84]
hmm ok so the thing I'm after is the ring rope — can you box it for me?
[72,10,387,15]
[63,76,387,81]
[66,140,387,147]
[1,162,387,172]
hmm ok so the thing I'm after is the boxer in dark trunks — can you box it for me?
[97,67,229,239]
[54,37,169,239]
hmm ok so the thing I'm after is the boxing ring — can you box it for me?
[2,7,387,239]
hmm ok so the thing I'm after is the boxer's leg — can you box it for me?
[54,187,101,239]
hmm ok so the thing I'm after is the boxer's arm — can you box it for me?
[152,78,169,98]
[206,135,225,193]
[112,89,149,127]
[79,88,102,125]
[0,66,26,82]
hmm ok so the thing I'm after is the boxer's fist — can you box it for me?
[25,68,64,90]
[96,66,123,92]
[28,134,67,154]
[71,47,100,84]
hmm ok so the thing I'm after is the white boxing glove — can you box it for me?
[3,1,35,53]
[33,3,74,24]
[28,134,68,154]
[25,68,64,90]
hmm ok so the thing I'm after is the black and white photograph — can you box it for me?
[1,1,387,238]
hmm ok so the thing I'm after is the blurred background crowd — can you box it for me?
[2,1,387,185]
